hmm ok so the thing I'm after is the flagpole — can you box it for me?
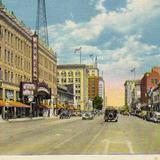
[80,49,81,64]
[134,68,136,80]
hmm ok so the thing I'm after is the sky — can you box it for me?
[2,0,160,106]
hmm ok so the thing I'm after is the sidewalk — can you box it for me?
[0,116,59,123]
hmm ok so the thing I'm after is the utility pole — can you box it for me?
[36,0,49,46]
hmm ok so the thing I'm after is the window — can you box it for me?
[4,70,7,81]
[11,72,13,83]
[4,49,7,62]
[61,71,66,77]
[0,25,3,39]
[68,71,73,77]
[8,51,10,63]
[0,47,1,59]
[75,78,80,83]
[75,71,80,77]
[68,78,73,83]
[11,52,13,64]
[0,68,3,80]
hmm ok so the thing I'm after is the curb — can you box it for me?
[0,116,80,123]
[0,117,58,123]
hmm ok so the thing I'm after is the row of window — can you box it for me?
[39,69,56,83]
[57,71,81,77]
[57,78,81,83]
[0,25,31,58]
[0,68,30,84]
[0,46,31,73]
[39,54,55,72]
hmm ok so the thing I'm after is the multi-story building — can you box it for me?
[133,80,141,109]
[0,5,57,118]
[0,6,33,101]
[152,84,160,112]
[87,64,99,100]
[124,80,136,111]
[98,77,105,107]
[141,67,160,104]
[57,64,88,111]
[57,84,74,109]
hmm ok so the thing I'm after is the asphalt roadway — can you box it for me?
[0,114,160,155]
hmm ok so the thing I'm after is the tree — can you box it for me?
[93,96,103,110]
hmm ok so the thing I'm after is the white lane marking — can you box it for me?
[126,140,134,154]
[103,140,110,154]
[103,139,134,154]
[83,127,104,152]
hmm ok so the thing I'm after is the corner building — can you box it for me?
[0,6,57,101]
[57,64,88,111]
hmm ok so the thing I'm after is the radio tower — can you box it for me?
[36,0,49,46]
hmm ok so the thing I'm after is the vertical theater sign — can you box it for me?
[32,33,38,83]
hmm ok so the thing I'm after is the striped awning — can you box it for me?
[0,100,30,108]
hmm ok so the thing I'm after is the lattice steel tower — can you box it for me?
[0,0,2,5]
[36,0,49,46]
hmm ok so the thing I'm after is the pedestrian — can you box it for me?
[5,109,9,120]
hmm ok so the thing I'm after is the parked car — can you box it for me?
[82,112,94,120]
[104,107,118,122]
[59,110,71,119]
[149,112,160,123]
[138,111,147,119]
[122,111,129,116]
[129,111,136,116]
[145,111,153,121]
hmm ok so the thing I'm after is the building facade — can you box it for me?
[0,5,57,118]
[152,84,160,112]
[0,6,33,101]
[141,67,160,104]
[124,80,136,111]
[87,64,99,100]
[57,84,74,108]
[57,64,88,111]
[98,77,105,107]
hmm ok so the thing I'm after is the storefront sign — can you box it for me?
[32,34,38,82]
[20,82,36,103]
[38,87,50,94]
[22,83,36,96]
[37,82,51,99]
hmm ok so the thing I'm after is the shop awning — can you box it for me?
[9,101,31,108]
[56,103,63,109]
[39,104,51,109]
[0,100,30,108]
[0,100,10,107]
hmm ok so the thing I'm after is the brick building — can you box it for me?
[141,67,160,104]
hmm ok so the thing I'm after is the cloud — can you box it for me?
[47,0,160,105]
[96,0,106,13]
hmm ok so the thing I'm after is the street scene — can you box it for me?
[0,0,160,157]
[0,114,160,155]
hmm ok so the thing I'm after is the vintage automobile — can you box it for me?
[149,112,160,123]
[59,110,71,119]
[104,107,118,122]
[82,112,94,120]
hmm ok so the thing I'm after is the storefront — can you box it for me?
[0,100,31,120]
[20,82,52,117]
